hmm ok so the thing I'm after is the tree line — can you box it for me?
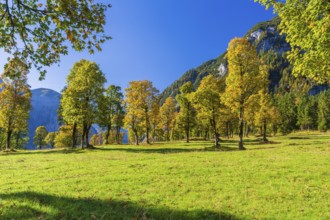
[0,38,329,151]
[0,0,328,151]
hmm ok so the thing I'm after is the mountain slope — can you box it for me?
[27,88,127,148]
[160,17,293,103]
[27,88,61,149]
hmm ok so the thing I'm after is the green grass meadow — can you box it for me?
[0,132,329,219]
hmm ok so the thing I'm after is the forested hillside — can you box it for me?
[160,16,327,103]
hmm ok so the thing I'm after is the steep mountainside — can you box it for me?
[160,17,295,103]
[27,88,61,149]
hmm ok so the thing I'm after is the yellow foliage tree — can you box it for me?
[124,80,158,145]
[176,82,196,143]
[222,38,265,150]
[192,75,225,147]
[0,58,31,151]
[254,65,274,142]
[98,85,124,145]
[255,0,330,83]
[61,59,106,148]
[54,125,73,148]
[159,97,177,141]
[33,126,48,149]
[45,132,57,148]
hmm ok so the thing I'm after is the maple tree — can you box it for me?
[0,58,31,150]
[98,85,124,145]
[54,125,73,148]
[124,80,158,145]
[61,59,106,148]
[176,82,196,143]
[33,126,48,149]
[112,106,125,144]
[255,0,329,83]
[159,97,177,142]
[254,65,276,142]
[44,132,57,148]
[0,0,111,79]
[192,75,224,147]
[149,97,160,142]
[222,38,265,150]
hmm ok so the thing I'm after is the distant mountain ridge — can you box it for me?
[27,88,127,148]
[27,88,61,149]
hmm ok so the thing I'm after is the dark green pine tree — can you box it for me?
[276,92,298,134]
[317,90,330,132]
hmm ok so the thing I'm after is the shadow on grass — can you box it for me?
[244,141,281,146]
[288,137,310,140]
[1,139,281,156]
[96,147,206,154]
[0,191,242,220]
[95,145,243,154]
[221,139,260,144]
[0,148,86,156]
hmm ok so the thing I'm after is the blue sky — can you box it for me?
[1,0,275,93]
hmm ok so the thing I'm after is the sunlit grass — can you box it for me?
[0,132,329,219]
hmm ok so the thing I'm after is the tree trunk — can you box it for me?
[72,122,77,148]
[166,129,170,142]
[263,120,268,142]
[81,132,84,149]
[186,128,189,143]
[81,124,86,149]
[238,109,245,150]
[211,117,220,147]
[15,132,19,149]
[229,122,234,138]
[105,125,111,145]
[214,132,220,147]
[86,125,91,148]
[146,128,150,144]
[134,131,139,145]
[6,130,12,151]
[115,126,121,144]
[245,124,249,137]
[238,120,245,150]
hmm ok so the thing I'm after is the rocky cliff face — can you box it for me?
[27,88,61,149]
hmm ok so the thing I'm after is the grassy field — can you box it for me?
[0,132,329,220]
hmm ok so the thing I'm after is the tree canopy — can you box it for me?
[0,0,111,79]
[159,97,177,142]
[176,82,196,143]
[124,80,159,145]
[255,0,330,83]
[192,75,224,146]
[61,59,106,148]
[33,126,48,149]
[222,38,266,150]
[98,85,124,145]
[0,58,31,150]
